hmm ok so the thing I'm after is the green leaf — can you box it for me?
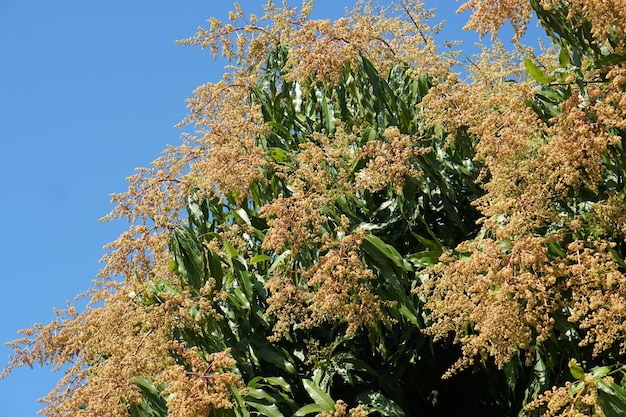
[246,388,278,403]
[302,379,335,411]
[569,359,585,380]
[357,391,406,417]
[331,352,378,384]
[503,356,521,389]
[250,342,297,374]
[130,376,168,417]
[232,386,251,417]
[594,53,626,68]
[558,47,569,68]
[294,404,326,416]
[262,377,293,393]
[524,59,550,84]
[229,287,251,310]
[610,381,626,403]
[406,250,442,268]
[268,250,291,273]
[361,234,406,272]
[170,227,206,289]
[598,389,626,417]
[266,121,292,138]
[129,404,150,417]
[188,200,206,225]
[207,248,224,289]
[235,208,252,226]
[247,401,285,417]
[131,376,160,397]
[250,254,271,264]
[590,365,611,379]
[248,376,293,393]
[266,147,292,165]
[609,248,626,269]
[398,303,422,327]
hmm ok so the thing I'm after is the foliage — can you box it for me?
[2,1,626,416]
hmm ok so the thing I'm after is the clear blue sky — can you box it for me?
[0,1,534,415]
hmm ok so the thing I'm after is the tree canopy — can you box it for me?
[3,0,626,416]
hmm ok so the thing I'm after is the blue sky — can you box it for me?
[0,1,534,415]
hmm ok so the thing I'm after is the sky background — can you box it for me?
[0,1,537,415]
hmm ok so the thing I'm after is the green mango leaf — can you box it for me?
[250,254,271,264]
[357,391,406,417]
[302,379,335,411]
[332,352,378,384]
[207,249,224,289]
[609,248,626,269]
[294,404,326,416]
[246,388,278,403]
[170,227,205,289]
[128,404,150,417]
[266,120,292,137]
[594,53,626,68]
[261,377,293,393]
[558,47,569,68]
[361,234,405,271]
[187,200,206,224]
[268,250,291,273]
[569,359,585,380]
[228,287,251,310]
[130,376,168,416]
[590,365,611,379]
[235,208,252,226]
[524,59,550,84]
[251,342,297,374]
[406,250,442,268]
[247,401,285,417]
[248,376,293,394]
[398,303,422,327]
[597,389,626,417]
[608,380,626,404]
[267,147,291,164]
[131,376,160,397]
